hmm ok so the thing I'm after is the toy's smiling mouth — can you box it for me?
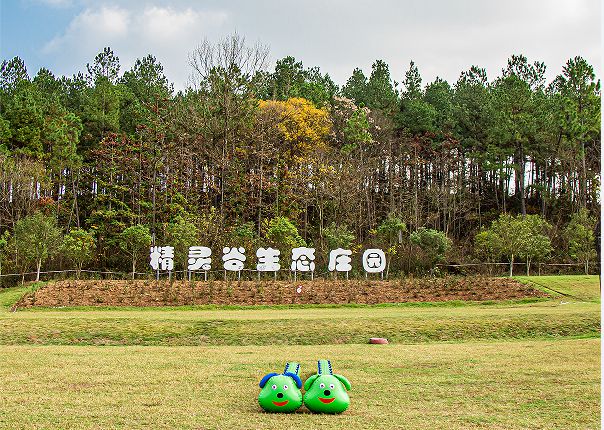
[272,400,289,407]
[318,397,335,404]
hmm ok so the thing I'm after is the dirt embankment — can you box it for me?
[14,277,547,308]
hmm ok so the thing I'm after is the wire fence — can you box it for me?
[436,261,600,276]
[0,261,598,286]
[0,268,335,284]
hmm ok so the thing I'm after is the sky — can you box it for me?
[0,0,601,90]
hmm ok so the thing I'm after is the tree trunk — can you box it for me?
[581,141,587,208]
[36,258,42,282]
[509,254,514,277]
[519,147,527,216]
[540,162,547,217]
[152,164,157,238]
[385,254,391,279]
[258,162,263,236]
[132,259,136,280]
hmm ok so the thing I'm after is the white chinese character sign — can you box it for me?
[188,246,212,271]
[291,247,315,272]
[256,247,280,272]
[148,244,390,279]
[362,249,386,273]
[328,248,352,272]
[149,246,174,271]
[150,247,161,270]
[222,247,246,271]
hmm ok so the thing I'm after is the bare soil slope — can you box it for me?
[16,277,547,308]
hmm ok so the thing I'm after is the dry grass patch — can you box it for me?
[15,277,546,308]
[0,339,599,429]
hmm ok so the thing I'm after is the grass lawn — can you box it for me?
[0,275,599,429]
[0,339,599,429]
[515,275,601,302]
[0,277,599,346]
[0,296,599,346]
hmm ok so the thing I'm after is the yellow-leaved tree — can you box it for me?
[258,97,331,157]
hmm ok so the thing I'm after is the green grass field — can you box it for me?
[0,276,600,429]
[516,275,601,301]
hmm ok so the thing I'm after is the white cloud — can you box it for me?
[37,0,600,90]
[43,6,129,54]
[42,4,228,88]
[139,6,201,45]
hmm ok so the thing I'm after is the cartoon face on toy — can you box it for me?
[303,373,351,414]
[258,373,303,413]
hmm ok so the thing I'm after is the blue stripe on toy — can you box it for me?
[284,362,300,375]
[317,359,332,375]
[283,371,302,388]
[259,372,279,388]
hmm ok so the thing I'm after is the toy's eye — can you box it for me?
[271,384,277,390]
[329,384,335,389]
[283,384,289,390]
[319,383,325,389]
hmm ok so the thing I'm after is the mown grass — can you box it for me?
[0,276,599,429]
[15,296,549,313]
[0,277,599,346]
[0,300,598,346]
[515,275,600,302]
[0,284,37,310]
[0,339,599,429]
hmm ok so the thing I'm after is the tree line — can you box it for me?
[0,34,600,282]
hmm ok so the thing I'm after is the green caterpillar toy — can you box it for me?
[258,362,303,413]
[303,359,351,414]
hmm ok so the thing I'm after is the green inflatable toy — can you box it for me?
[258,362,303,413]
[303,359,351,414]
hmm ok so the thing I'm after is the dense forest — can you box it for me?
[0,35,600,281]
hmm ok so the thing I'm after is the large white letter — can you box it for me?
[256,247,280,271]
[362,249,386,273]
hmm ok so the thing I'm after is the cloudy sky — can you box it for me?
[1,0,601,90]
